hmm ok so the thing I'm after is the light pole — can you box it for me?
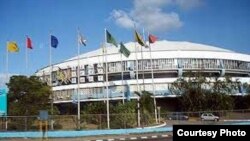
[157,106,161,123]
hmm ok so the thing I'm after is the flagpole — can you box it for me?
[104,28,110,129]
[6,42,9,83]
[5,42,9,130]
[141,28,145,91]
[101,42,105,101]
[148,33,158,124]
[134,35,140,92]
[77,28,81,130]
[49,33,54,130]
[120,53,125,104]
[101,42,106,113]
[25,36,28,75]
[134,30,141,127]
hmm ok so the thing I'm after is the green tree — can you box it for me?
[245,83,250,108]
[81,102,108,129]
[245,83,250,94]
[111,101,137,128]
[135,91,154,127]
[234,83,250,109]
[7,75,55,130]
[206,77,235,110]
[83,102,107,114]
[170,74,235,111]
[7,75,52,116]
[170,73,208,111]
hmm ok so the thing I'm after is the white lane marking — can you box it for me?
[162,134,169,137]
[130,137,137,140]
[152,135,158,138]
[141,136,148,139]
[108,139,114,141]
[119,138,126,140]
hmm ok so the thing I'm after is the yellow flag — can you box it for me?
[135,31,146,46]
[7,42,19,52]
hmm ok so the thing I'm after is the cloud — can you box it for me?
[131,6,182,32]
[133,0,171,10]
[0,74,9,88]
[110,10,135,29]
[175,0,202,10]
[110,0,202,33]
[0,73,19,88]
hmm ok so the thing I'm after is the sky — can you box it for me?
[0,0,250,82]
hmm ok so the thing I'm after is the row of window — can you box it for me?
[39,58,250,86]
[45,59,250,76]
[53,83,171,101]
[55,59,249,74]
[52,81,246,101]
[108,59,250,73]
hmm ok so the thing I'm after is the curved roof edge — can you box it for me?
[67,40,234,61]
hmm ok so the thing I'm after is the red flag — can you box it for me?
[149,34,157,43]
[26,36,32,49]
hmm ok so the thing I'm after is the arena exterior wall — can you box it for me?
[35,40,250,103]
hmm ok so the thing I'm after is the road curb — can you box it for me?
[0,127,172,138]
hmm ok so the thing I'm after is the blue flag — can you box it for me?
[51,35,58,48]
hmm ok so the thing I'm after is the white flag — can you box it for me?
[78,33,86,46]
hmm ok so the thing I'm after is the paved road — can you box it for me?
[133,136,172,141]
[138,138,172,141]
[1,137,172,141]
[0,132,172,141]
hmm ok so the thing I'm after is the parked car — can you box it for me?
[167,113,189,120]
[200,113,219,121]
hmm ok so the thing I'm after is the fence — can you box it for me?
[162,109,250,125]
[0,113,152,131]
[0,109,249,131]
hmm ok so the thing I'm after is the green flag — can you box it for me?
[120,42,130,57]
[106,30,118,47]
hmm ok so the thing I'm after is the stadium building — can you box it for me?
[35,40,250,107]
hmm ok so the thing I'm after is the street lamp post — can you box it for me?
[157,106,161,123]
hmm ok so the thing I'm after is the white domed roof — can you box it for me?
[147,40,233,52]
[67,40,233,61]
